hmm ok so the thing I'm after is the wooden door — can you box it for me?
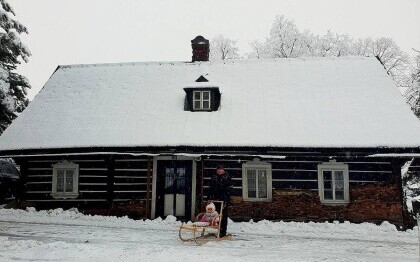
[156,160,192,220]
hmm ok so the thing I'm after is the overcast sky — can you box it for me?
[8,0,420,99]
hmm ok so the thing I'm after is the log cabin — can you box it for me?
[1,36,420,228]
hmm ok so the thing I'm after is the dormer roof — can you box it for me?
[184,75,219,89]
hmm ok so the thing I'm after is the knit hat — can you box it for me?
[216,164,224,170]
[206,202,216,212]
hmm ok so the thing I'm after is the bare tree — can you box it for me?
[369,38,410,86]
[249,16,355,59]
[266,15,308,58]
[248,40,269,59]
[314,31,353,57]
[405,49,420,118]
[300,30,317,56]
[248,15,411,89]
[352,37,373,56]
[209,35,239,61]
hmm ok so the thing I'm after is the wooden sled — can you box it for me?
[179,200,231,245]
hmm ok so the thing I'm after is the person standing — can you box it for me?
[209,164,232,237]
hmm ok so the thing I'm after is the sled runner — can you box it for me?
[179,200,232,245]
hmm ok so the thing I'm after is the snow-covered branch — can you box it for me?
[0,0,31,134]
[209,35,240,61]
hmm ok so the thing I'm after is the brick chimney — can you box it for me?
[191,35,209,62]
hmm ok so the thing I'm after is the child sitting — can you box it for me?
[199,202,219,226]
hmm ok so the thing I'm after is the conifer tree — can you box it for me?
[0,0,31,134]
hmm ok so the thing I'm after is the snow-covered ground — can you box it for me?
[0,208,418,262]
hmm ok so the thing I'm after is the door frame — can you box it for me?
[151,156,197,220]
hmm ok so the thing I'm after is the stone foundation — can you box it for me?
[82,201,146,220]
[229,182,404,225]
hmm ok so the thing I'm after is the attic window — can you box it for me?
[193,91,211,110]
[183,75,221,112]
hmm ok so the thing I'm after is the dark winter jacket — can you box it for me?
[209,172,232,205]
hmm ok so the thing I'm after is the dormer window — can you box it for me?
[193,91,211,110]
[184,75,221,112]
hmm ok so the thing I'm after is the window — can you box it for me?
[51,160,79,199]
[164,167,186,194]
[193,91,211,110]
[242,159,272,201]
[183,84,221,112]
[317,160,349,204]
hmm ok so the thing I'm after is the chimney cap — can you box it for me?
[191,35,209,45]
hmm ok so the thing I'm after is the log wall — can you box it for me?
[15,155,151,219]
[202,156,405,226]
[14,154,407,226]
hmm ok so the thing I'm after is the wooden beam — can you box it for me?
[145,156,152,219]
[17,159,28,204]
[106,156,115,207]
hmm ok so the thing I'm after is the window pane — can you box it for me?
[203,91,210,100]
[203,101,210,109]
[247,169,256,198]
[176,168,186,193]
[248,190,256,198]
[335,190,344,200]
[57,170,64,192]
[323,171,332,180]
[194,101,201,110]
[194,91,201,100]
[258,170,267,198]
[65,174,73,192]
[335,180,344,190]
[334,170,344,191]
[323,189,333,200]
[66,169,74,176]
[334,171,343,181]
[165,168,175,192]
[323,180,332,189]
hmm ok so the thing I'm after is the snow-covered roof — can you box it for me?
[1,56,420,150]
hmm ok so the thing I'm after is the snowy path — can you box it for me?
[0,208,418,261]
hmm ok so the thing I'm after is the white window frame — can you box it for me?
[192,90,211,111]
[51,160,79,199]
[317,160,349,205]
[242,159,272,202]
